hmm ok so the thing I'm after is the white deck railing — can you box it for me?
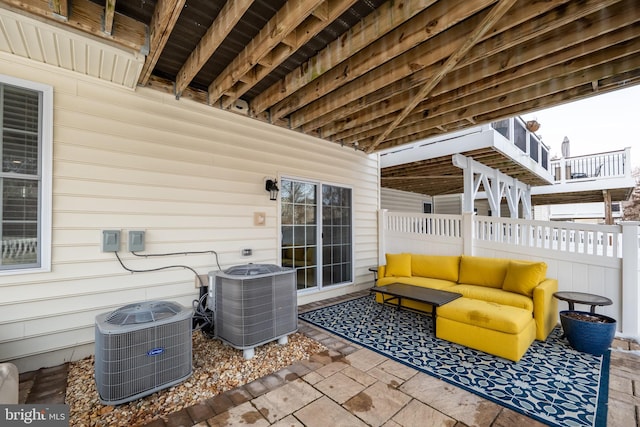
[491,117,550,172]
[382,212,625,258]
[473,216,622,258]
[550,148,631,183]
[382,212,463,237]
[1,238,37,261]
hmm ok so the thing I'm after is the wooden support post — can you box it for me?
[604,190,613,225]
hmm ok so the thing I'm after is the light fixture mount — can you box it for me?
[265,178,279,201]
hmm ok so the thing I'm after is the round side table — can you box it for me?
[553,291,612,314]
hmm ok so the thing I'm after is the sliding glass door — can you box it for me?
[281,178,352,291]
[281,180,317,291]
[322,185,352,285]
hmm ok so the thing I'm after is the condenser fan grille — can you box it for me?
[105,301,183,325]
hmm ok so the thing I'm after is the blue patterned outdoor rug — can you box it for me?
[299,295,609,427]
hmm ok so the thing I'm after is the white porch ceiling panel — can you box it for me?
[0,7,144,89]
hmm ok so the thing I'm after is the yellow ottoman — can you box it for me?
[436,298,536,362]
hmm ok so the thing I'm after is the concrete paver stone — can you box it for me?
[314,360,349,378]
[302,371,325,385]
[345,348,387,371]
[399,373,502,427]
[490,407,549,427]
[609,373,634,395]
[607,398,637,427]
[294,396,368,427]
[343,380,412,426]
[252,378,322,423]
[314,371,367,404]
[391,398,457,427]
[206,401,270,427]
[270,415,305,427]
[340,365,378,387]
[377,359,419,381]
[366,366,406,388]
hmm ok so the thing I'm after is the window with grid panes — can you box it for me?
[1,77,51,272]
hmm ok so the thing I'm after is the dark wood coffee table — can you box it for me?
[371,283,462,334]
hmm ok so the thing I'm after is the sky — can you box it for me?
[520,85,640,167]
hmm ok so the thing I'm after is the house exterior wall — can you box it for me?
[0,54,379,372]
[380,187,430,212]
[432,194,463,214]
[534,202,623,223]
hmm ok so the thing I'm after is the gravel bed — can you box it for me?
[66,331,326,427]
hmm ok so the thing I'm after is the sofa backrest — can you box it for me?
[411,254,460,282]
[458,255,510,289]
[383,254,547,297]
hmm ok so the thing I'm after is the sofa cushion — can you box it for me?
[411,255,460,282]
[437,298,532,334]
[390,276,457,290]
[502,261,547,297]
[458,256,510,288]
[385,253,412,277]
[451,284,533,311]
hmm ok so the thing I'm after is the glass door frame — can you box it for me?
[278,175,354,294]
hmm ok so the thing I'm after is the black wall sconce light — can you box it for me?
[265,179,279,201]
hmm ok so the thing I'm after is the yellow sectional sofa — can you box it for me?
[376,253,558,362]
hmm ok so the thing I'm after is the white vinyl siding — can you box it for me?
[0,54,379,371]
[380,187,431,213]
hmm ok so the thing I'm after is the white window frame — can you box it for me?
[0,74,53,275]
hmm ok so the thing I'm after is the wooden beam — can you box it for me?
[51,0,68,19]
[104,0,115,35]
[356,20,640,143]
[423,6,639,111]
[312,1,328,21]
[0,0,147,51]
[271,0,479,122]
[138,0,185,86]
[321,89,418,137]
[321,6,639,139]
[221,0,358,109]
[370,0,504,151]
[408,37,639,131]
[383,48,640,142]
[208,0,325,105]
[250,0,436,116]
[174,0,253,98]
[376,65,640,149]
[291,0,613,132]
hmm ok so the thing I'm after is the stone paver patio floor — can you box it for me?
[19,290,640,427]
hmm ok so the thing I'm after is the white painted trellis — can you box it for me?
[453,153,532,219]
